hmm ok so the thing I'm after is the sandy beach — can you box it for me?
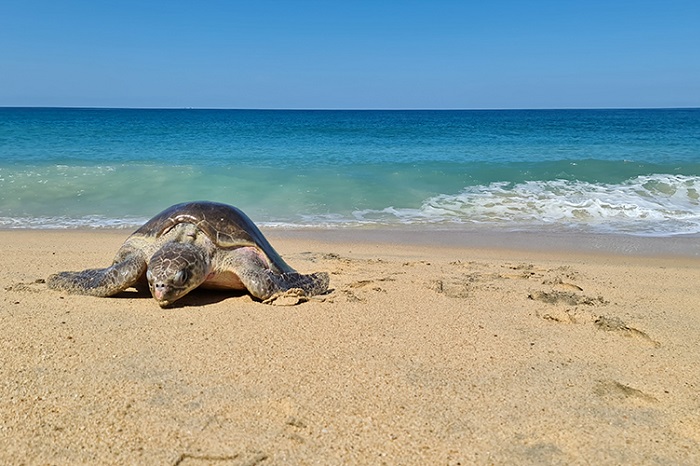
[1,228,699,465]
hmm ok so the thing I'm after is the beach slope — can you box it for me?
[1,230,699,465]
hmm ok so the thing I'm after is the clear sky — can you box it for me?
[1,0,698,109]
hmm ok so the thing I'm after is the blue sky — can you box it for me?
[1,0,698,109]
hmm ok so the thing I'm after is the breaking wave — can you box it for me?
[352,174,700,236]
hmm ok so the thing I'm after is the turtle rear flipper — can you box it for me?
[47,253,146,297]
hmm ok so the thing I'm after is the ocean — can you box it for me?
[1,107,699,236]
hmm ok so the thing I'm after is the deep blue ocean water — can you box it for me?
[1,107,699,236]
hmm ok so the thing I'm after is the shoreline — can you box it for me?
[2,228,699,464]
[268,226,700,259]
[5,225,699,259]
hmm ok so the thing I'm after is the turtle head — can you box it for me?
[146,242,210,307]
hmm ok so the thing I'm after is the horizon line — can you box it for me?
[2,105,699,111]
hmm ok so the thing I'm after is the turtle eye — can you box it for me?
[172,269,190,287]
[146,269,154,283]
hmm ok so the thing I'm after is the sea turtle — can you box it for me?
[47,201,329,307]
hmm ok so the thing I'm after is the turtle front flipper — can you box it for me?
[47,252,147,297]
[275,271,330,298]
[216,247,329,301]
[240,268,330,301]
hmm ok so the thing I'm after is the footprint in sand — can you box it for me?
[498,263,543,280]
[331,277,395,303]
[528,290,607,306]
[4,278,46,293]
[173,451,268,466]
[535,307,598,325]
[347,277,395,290]
[594,379,658,404]
[427,278,472,299]
[542,277,584,292]
[529,290,661,347]
[594,315,661,347]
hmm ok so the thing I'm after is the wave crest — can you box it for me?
[353,174,700,235]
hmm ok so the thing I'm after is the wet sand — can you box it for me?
[1,229,699,465]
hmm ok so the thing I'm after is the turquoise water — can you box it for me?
[1,108,699,235]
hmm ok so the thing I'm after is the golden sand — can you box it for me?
[1,229,699,465]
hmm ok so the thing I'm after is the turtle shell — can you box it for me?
[132,201,294,274]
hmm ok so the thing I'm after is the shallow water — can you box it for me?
[1,108,699,235]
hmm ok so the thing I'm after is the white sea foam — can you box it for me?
[2,174,699,237]
[0,215,147,230]
[352,174,700,236]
